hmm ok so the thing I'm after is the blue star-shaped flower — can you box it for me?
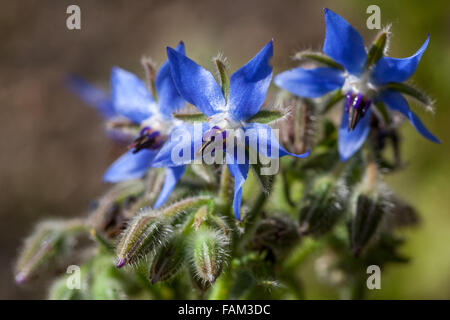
[274,8,440,161]
[69,42,188,209]
[153,40,309,220]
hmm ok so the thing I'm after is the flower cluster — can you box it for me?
[15,9,439,300]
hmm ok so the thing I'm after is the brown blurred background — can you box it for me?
[0,0,449,299]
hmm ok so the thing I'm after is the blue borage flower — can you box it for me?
[274,8,440,161]
[153,40,309,220]
[67,75,116,119]
[70,42,188,209]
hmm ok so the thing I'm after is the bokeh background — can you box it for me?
[1,0,449,299]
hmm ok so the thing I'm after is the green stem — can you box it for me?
[208,271,231,299]
[218,165,233,213]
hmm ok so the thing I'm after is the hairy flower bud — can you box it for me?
[348,163,391,257]
[299,176,347,236]
[252,215,299,257]
[116,212,172,268]
[15,219,85,284]
[150,234,186,284]
[189,226,229,284]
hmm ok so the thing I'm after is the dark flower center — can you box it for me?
[345,91,372,130]
[129,127,164,153]
[197,126,228,155]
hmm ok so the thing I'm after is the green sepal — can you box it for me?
[373,101,390,125]
[365,31,388,68]
[215,58,230,102]
[173,112,208,123]
[294,51,345,71]
[248,110,284,124]
[321,89,344,114]
[384,82,432,107]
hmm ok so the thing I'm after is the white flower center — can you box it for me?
[341,72,377,98]
[208,112,242,130]
[141,114,180,135]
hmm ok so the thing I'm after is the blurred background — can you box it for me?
[0,0,449,299]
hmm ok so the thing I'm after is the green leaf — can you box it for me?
[173,112,208,123]
[248,110,284,124]
[384,82,432,107]
[294,51,345,71]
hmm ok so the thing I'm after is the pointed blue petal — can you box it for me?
[274,67,345,98]
[323,8,367,75]
[228,40,273,121]
[226,153,249,221]
[155,42,187,117]
[111,67,155,123]
[167,47,225,117]
[153,166,186,209]
[152,123,208,167]
[371,35,430,84]
[244,123,310,159]
[103,149,157,183]
[338,106,372,161]
[379,90,440,143]
[67,74,116,118]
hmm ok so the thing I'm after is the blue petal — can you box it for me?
[379,90,440,143]
[155,42,187,117]
[371,35,430,84]
[111,67,155,123]
[244,123,310,159]
[152,123,208,167]
[153,166,186,209]
[323,8,367,75]
[167,47,225,117]
[103,149,157,183]
[226,152,249,221]
[274,67,345,98]
[67,74,116,118]
[338,106,372,161]
[228,40,273,121]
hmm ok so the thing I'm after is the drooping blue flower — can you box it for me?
[153,40,309,220]
[67,74,116,119]
[73,42,188,209]
[274,8,440,161]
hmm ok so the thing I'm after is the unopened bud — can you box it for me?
[299,176,347,236]
[348,163,391,257]
[189,226,229,284]
[252,215,299,256]
[116,212,172,268]
[150,235,186,284]
[15,219,85,284]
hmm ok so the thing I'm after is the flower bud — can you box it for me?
[252,215,299,257]
[15,219,85,284]
[116,212,172,268]
[348,163,391,257]
[189,226,229,284]
[299,176,347,236]
[150,235,186,284]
